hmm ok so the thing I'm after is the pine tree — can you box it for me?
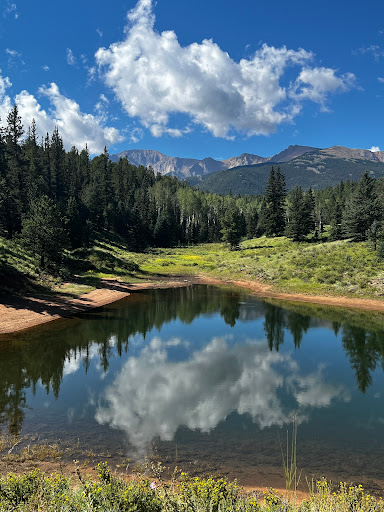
[221,206,242,249]
[342,172,380,241]
[261,166,286,236]
[285,186,307,241]
[49,127,66,202]
[4,104,24,237]
[302,188,316,235]
[20,195,68,269]
[274,166,287,234]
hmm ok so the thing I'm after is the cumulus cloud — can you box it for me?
[95,335,349,453]
[370,146,380,152]
[0,71,123,153]
[95,0,356,139]
[0,71,11,98]
[290,67,357,110]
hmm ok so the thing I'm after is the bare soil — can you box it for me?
[2,274,384,335]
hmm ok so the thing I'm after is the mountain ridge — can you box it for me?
[110,145,384,182]
[110,145,318,178]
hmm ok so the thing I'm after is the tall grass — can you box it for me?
[279,416,301,498]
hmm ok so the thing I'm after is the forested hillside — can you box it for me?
[0,106,261,272]
[1,105,384,285]
[197,155,384,195]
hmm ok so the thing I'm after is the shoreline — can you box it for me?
[2,274,384,335]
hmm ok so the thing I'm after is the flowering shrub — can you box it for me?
[0,464,383,511]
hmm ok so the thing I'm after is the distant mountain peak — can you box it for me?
[269,145,320,163]
[110,144,383,182]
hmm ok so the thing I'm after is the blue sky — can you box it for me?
[0,0,383,159]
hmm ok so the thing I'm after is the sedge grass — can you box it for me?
[278,416,302,500]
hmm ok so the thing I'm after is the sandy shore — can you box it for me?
[0,277,194,335]
[1,274,384,335]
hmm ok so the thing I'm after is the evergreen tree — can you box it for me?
[342,171,380,241]
[303,188,316,236]
[285,186,307,241]
[4,104,24,237]
[20,195,68,269]
[260,166,286,236]
[49,127,66,202]
[220,206,242,249]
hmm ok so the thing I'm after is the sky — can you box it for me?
[0,0,383,159]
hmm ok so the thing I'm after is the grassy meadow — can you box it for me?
[2,232,384,299]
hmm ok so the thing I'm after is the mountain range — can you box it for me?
[110,145,321,178]
[110,145,384,195]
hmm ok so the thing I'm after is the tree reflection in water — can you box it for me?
[0,285,383,436]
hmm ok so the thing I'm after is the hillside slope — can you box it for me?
[197,153,384,195]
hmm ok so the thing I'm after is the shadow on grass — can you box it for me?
[243,245,275,250]
[0,262,169,324]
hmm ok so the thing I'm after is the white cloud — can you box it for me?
[42,65,50,72]
[290,67,356,110]
[357,45,384,61]
[370,146,380,152]
[95,335,349,453]
[97,28,103,37]
[378,77,384,83]
[5,48,20,57]
[95,93,110,123]
[0,71,11,99]
[129,127,144,143]
[66,48,76,66]
[3,2,18,19]
[0,72,123,153]
[95,0,355,139]
[5,48,24,67]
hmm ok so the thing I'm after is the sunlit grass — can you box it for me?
[0,462,382,511]
[3,230,384,300]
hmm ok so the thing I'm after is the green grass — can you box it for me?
[0,462,382,511]
[135,235,384,299]
[3,231,384,301]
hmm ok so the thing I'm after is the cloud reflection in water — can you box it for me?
[95,335,349,452]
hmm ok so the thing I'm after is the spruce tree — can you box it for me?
[303,188,316,235]
[342,172,380,241]
[221,206,242,249]
[20,195,68,269]
[4,104,24,237]
[261,166,286,236]
[285,186,307,241]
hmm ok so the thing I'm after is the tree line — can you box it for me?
[0,106,261,268]
[1,105,383,270]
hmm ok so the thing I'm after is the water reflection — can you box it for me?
[95,335,349,453]
[0,285,384,441]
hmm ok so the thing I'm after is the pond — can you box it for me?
[1,284,384,490]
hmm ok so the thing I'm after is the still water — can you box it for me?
[1,285,384,488]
